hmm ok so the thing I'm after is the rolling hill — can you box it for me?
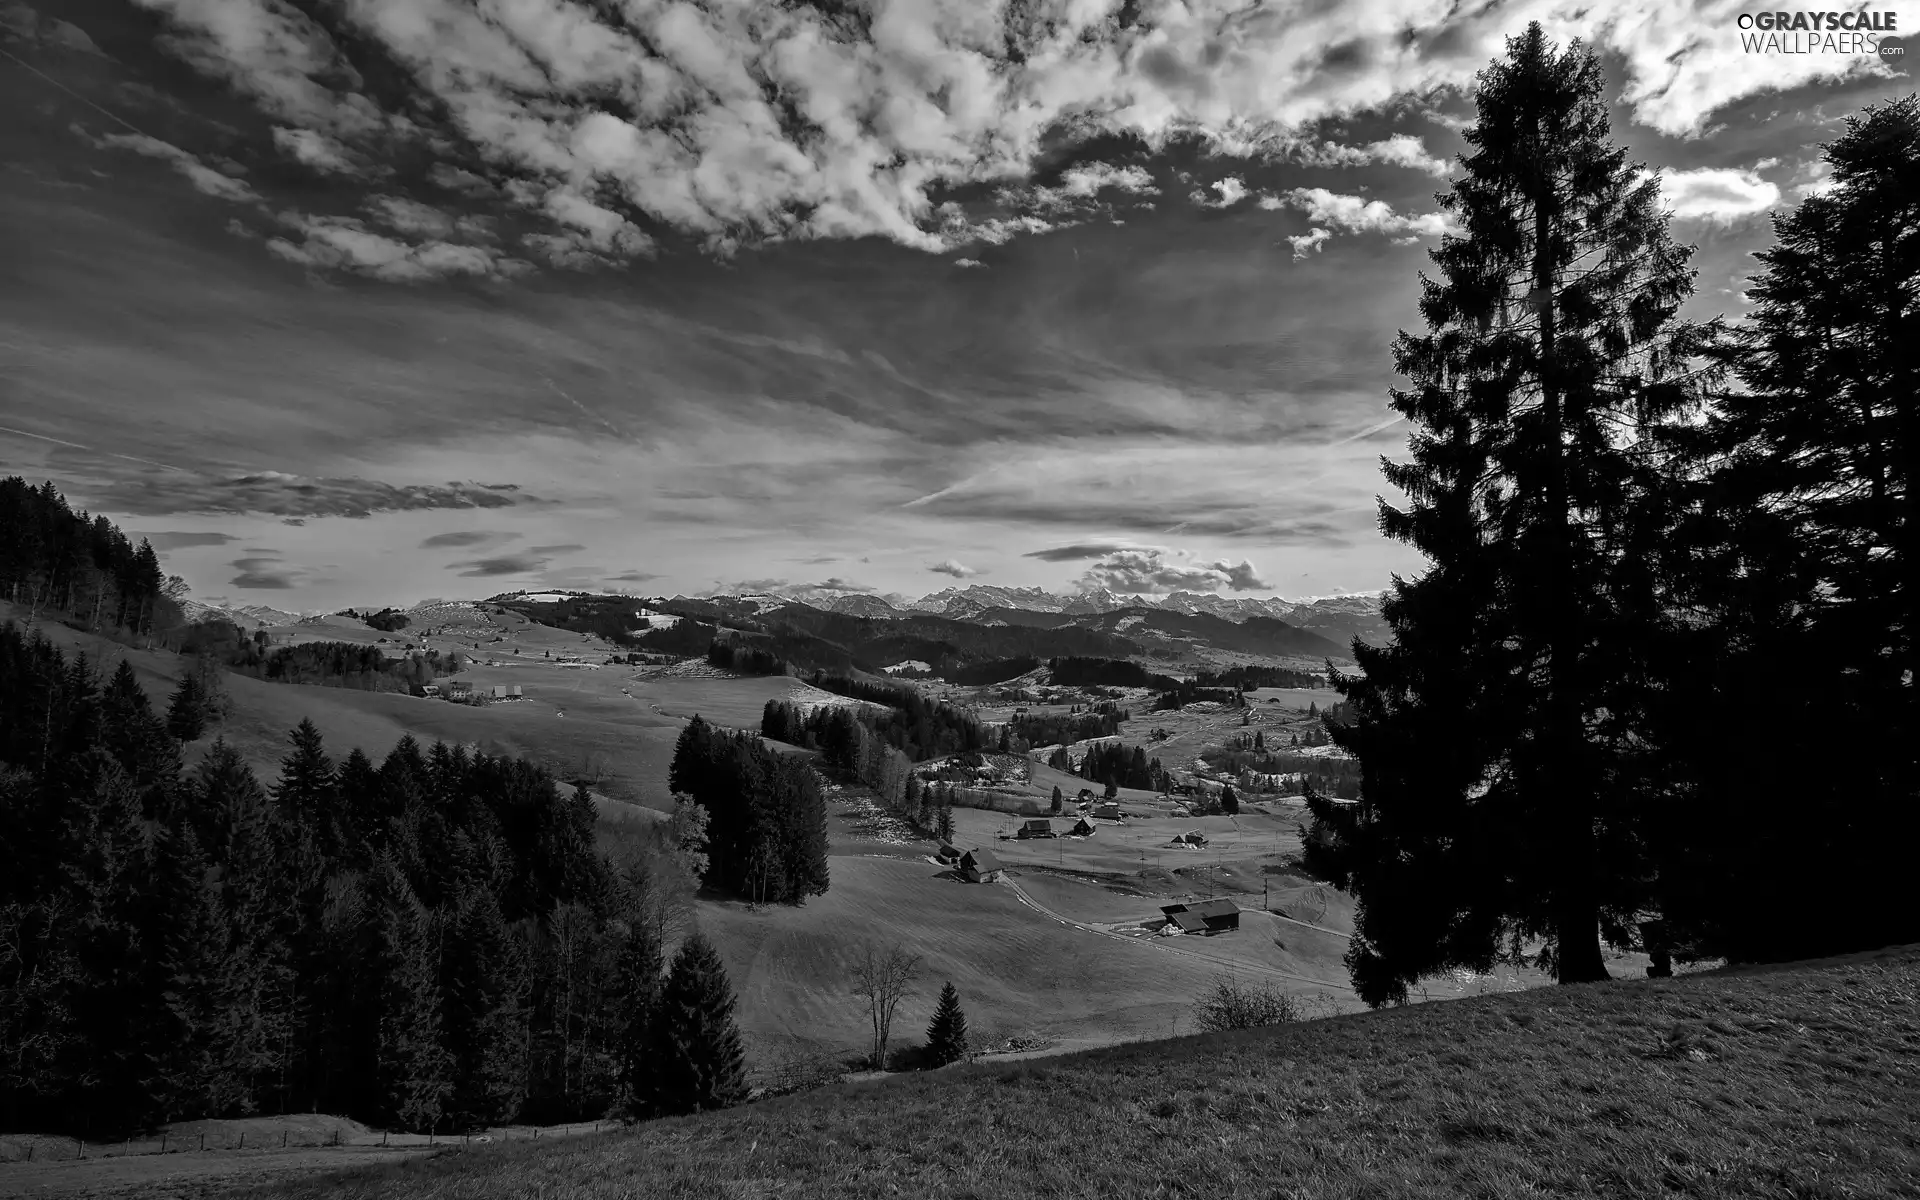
[237,945,1919,1200]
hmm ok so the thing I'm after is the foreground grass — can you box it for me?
[254,946,1919,1200]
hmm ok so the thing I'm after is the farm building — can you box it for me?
[1094,801,1121,820]
[959,848,1003,883]
[936,844,961,862]
[416,683,441,698]
[1016,818,1056,840]
[1160,898,1240,935]
[447,681,474,701]
[1176,829,1208,846]
[1069,817,1095,837]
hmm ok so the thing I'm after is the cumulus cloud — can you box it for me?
[123,0,1877,266]
[1286,134,1451,176]
[927,558,981,578]
[1076,549,1272,595]
[953,257,984,268]
[1660,166,1781,223]
[99,471,532,518]
[1280,188,1455,238]
[1286,227,1333,260]
[1191,176,1250,208]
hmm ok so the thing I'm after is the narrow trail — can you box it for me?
[998,873,1352,993]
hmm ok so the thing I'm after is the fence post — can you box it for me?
[382,1130,388,1148]
[76,1138,83,1160]
[160,1133,167,1155]
[282,1131,288,1149]
[238,1132,244,1150]
[200,1133,206,1152]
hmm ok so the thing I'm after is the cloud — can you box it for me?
[1191,177,1250,208]
[609,570,661,583]
[719,577,876,599]
[124,0,1876,265]
[420,530,516,549]
[1660,166,1781,223]
[134,530,239,551]
[271,126,363,176]
[927,559,981,578]
[1278,188,1455,239]
[1286,227,1332,259]
[98,471,532,518]
[953,258,984,268]
[449,554,547,578]
[1076,549,1272,595]
[1024,541,1149,563]
[1286,134,1450,177]
[266,211,524,282]
[94,133,260,203]
[528,543,586,555]
[228,550,298,589]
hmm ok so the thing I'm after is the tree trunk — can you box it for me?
[1533,147,1608,986]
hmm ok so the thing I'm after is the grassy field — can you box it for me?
[225,944,1920,1200]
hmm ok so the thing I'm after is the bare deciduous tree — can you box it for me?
[849,942,922,1069]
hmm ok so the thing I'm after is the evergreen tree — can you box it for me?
[1050,785,1063,815]
[651,933,747,1115]
[165,671,206,742]
[1310,24,1716,1004]
[613,919,665,1120]
[1220,785,1239,816]
[924,981,968,1067]
[442,885,528,1127]
[1649,95,1920,962]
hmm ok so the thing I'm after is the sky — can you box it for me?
[0,0,1910,612]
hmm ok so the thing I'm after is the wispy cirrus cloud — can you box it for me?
[134,530,239,551]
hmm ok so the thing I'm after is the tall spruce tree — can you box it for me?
[1310,24,1716,1004]
[924,981,968,1067]
[613,918,665,1120]
[651,933,747,1115]
[1651,95,1920,961]
[165,671,206,742]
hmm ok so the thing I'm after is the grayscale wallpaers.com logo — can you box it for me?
[1737,9,1904,56]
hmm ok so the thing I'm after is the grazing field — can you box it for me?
[230,945,1920,1200]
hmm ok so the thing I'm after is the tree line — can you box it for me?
[0,619,753,1136]
[1193,665,1322,690]
[1007,705,1128,747]
[767,680,993,763]
[1306,32,1919,1003]
[1045,657,1175,689]
[0,477,174,635]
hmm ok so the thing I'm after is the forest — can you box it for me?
[760,688,991,763]
[0,477,174,636]
[0,620,740,1136]
[665,716,830,906]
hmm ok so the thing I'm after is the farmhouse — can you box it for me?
[959,848,1003,883]
[1016,818,1056,840]
[1069,817,1096,837]
[1094,801,1121,820]
[1160,898,1240,935]
[416,683,441,698]
[447,681,474,702]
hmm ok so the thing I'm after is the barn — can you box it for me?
[1160,898,1240,935]
[959,848,1003,883]
[1069,817,1096,837]
[1094,802,1121,821]
[1016,818,1056,839]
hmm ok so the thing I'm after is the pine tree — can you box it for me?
[924,982,968,1067]
[651,933,747,1115]
[1050,785,1063,815]
[1220,785,1239,816]
[1311,24,1716,1004]
[613,919,665,1120]
[165,671,205,742]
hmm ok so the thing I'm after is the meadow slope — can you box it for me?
[238,945,1919,1200]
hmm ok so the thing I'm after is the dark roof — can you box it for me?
[1161,898,1240,919]
[1022,817,1053,827]
[1168,912,1209,933]
[960,848,1002,872]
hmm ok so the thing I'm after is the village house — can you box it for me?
[1094,801,1122,821]
[1069,817,1096,837]
[446,680,474,702]
[1016,818,1056,840]
[1160,898,1240,935]
[959,848,1003,883]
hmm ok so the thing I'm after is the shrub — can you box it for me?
[1192,976,1304,1032]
